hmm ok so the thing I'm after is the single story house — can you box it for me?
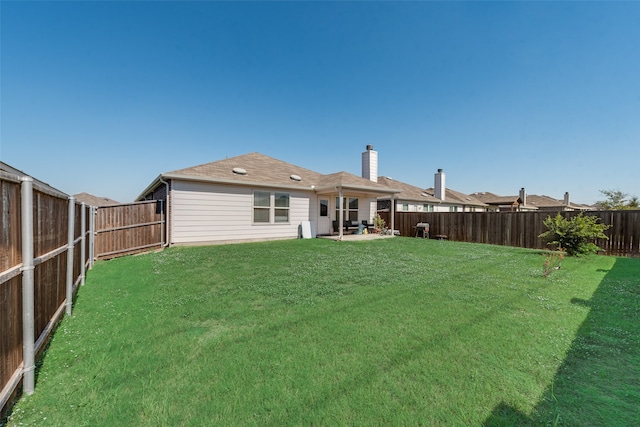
[471,188,593,212]
[137,148,402,245]
[470,190,535,212]
[73,192,120,207]
[376,169,488,213]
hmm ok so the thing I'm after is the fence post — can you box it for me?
[20,177,35,395]
[80,202,86,285]
[89,206,96,269]
[160,200,164,247]
[66,196,75,315]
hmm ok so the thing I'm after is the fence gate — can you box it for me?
[94,200,165,260]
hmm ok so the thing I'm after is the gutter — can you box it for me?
[162,173,317,192]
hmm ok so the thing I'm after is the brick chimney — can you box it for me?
[362,145,378,182]
[435,169,445,200]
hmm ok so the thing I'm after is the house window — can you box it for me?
[335,197,359,221]
[423,204,434,212]
[254,191,271,223]
[254,191,290,223]
[402,203,409,212]
[320,199,328,217]
[449,206,459,212]
[274,192,290,223]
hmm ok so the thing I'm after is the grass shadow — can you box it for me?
[483,257,640,426]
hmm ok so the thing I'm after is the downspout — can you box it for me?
[159,177,170,247]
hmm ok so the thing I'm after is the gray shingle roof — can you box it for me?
[73,192,120,207]
[378,177,441,203]
[167,152,324,188]
[161,152,401,195]
[423,187,487,207]
[470,192,520,205]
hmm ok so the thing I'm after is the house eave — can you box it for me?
[314,184,403,195]
[136,174,164,201]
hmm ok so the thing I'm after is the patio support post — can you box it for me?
[66,196,75,315]
[390,193,395,235]
[20,177,35,395]
[338,187,344,240]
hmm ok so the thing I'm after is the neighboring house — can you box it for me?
[526,193,594,211]
[0,161,67,196]
[137,149,402,245]
[377,169,488,213]
[472,188,593,212]
[73,192,120,207]
[470,190,535,212]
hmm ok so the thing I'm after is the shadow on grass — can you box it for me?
[483,257,640,426]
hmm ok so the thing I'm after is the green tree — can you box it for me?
[539,213,610,256]
[596,189,639,210]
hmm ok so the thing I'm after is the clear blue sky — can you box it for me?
[1,1,639,204]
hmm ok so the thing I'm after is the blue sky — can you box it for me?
[1,1,639,204]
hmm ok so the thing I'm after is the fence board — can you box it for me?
[381,210,640,257]
[0,275,22,404]
[1,179,22,271]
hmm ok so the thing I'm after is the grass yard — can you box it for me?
[3,238,639,426]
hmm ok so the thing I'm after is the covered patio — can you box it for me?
[312,172,401,240]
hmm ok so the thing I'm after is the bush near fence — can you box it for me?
[380,210,640,257]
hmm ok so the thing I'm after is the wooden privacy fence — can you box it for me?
[94,200,165,260]
[1,174,165,415]
[380,210,640,257]
[1,171,91,415]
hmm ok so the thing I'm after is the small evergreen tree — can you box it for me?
[539,213,610,256]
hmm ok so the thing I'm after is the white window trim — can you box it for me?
[253,191,290,224]
[335,197,359,222]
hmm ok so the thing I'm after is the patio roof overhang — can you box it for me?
[313,183,402,197]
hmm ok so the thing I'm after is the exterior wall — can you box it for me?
[171,180,316,244]
[394,201,462,213]
[358,197,376,222]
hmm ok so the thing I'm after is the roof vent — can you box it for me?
[420,192,429,197]
[290,174,302,182]
[232,167,247,175]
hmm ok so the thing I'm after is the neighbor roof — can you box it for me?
[1,161,68,198]
[377,176,441,203]
[73,192,120,207]
[470,192,520,205]
[423,187,488,207]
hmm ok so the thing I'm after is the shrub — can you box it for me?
[539,213,610,256]
[542,250,565,278]
[373,214,385,232]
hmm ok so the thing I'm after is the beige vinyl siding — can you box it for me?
[171,181,315,244]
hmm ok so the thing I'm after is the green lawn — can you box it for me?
[3,238,639,426]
